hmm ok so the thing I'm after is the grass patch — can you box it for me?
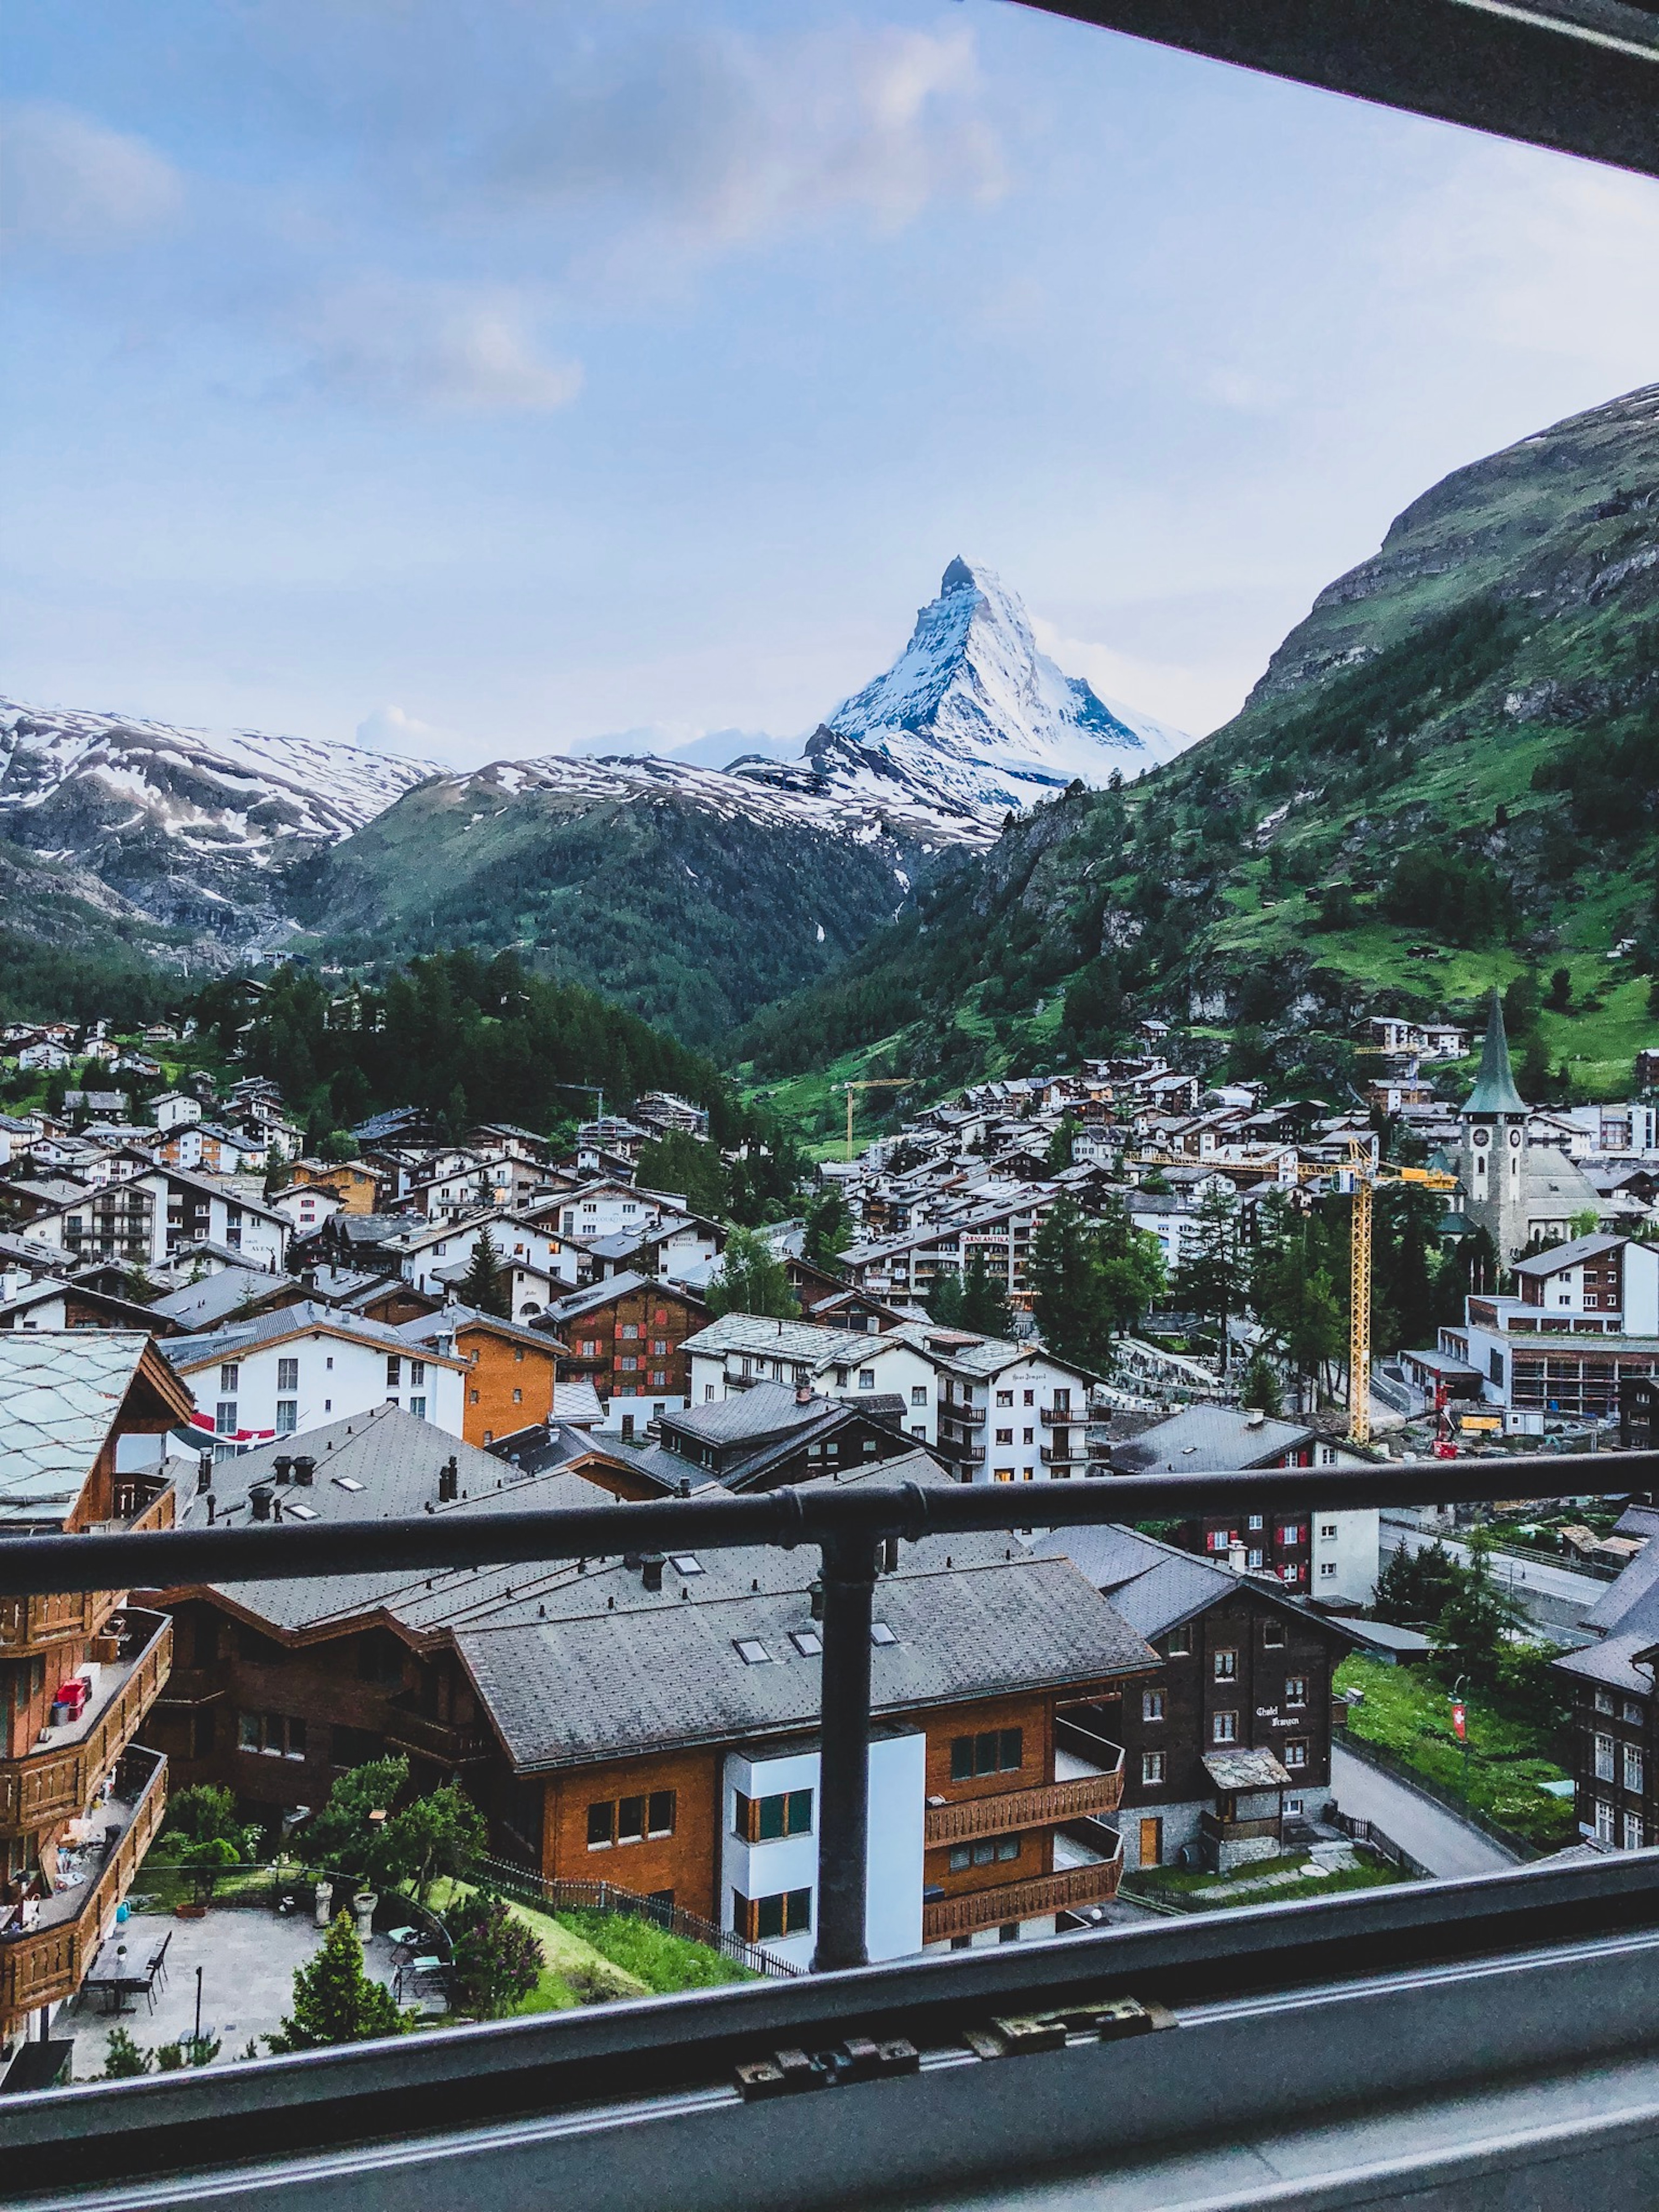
[555,1907,755,1993]
[1335,1656,1573,1847]
[1125,1852,1407,1912]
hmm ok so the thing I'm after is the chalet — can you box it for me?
[599,1380,920,1495]
[1551,1513,1659,1850]
[1111,1407,1377,1605]
[386,1211,581,1301]
[0,1333,191,2060]
[150,1092,201,1132]
[287,1159,384,1215]
[1034,1521,1357,1870]
[25,1163,288,1274]
[161,1300,467,1451]
[396,1305,566,1449]
[0,1278,181,1336]
[541,1272,709,1427]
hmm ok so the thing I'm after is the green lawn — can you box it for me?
[1334,1656,1574,1848]
[555,1906,754,1993]
[1124,1851,1407,1913]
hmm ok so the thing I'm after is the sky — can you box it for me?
[6,0,1659,772]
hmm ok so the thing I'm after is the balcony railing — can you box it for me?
[925,1761,1124,1846]
[0,1589,112,1657]
[0,1610,171,1836]
[0,1744,167,2030]
[1039,1444,1084,1466]
[1201,1810,1283,1845]
[922,1843,1124,1943]
[1038,1406,1081,1427]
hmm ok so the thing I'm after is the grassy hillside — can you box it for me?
[736,382,1659,1116]
[293,774,917,1050]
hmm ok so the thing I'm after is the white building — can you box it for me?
[151,1092,203,1131]
[162,1300,466,1453]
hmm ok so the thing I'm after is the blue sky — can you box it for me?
[6,0,1659,768]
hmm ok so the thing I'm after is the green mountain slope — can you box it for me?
[738,382,1659,1126]
[292,770,921,1050]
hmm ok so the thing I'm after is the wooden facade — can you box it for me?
[455,1318,563,1448]
[552,1282,707,1413]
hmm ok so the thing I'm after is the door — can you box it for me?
[1139,1816,1163,1868]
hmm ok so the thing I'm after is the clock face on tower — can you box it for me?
[1509,1129,1522,1147]
[1473,1129,1490,1148]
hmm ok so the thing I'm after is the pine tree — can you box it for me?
[457,1228,510,1318]
[926,1269,966,1326]
[1240,1349,1282,1416]
[959,1247,1014,1338]
[706,1226,796,1319]
[269,1913,407,2051]
[1173,1185,1243,1371]
[802,1186,854,1273]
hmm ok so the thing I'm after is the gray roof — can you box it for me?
[1203,1748,1293,1791]
[1512,1233,1625,1279]
[1552,1628,1659,1698]
[667,1382,832,1448]
[679,1312,879,1367]
[163,1297,466,1374]
[152,1267,301,1329]
[1334,1617,1434,1656]
[1581,1540,1659,1637]
[457,1501,1157,1772]
[544,1270,658,1323]
[1112,1406,1315,1473]
[1030,1518,1357,1647]
[0,1332,155,1526]
[396,1302,560,1356]
[1464,991,1527,1118]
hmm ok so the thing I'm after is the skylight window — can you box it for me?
[670,1554,703,1575]
[870,1623,897,1647]
[284,1503,318,1521]
[333,1476,365,1492]
[790,1629,823,1657]
[734,1638,771,1665]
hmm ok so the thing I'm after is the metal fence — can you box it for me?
[472,1856,796,1979]
[3,1449,1654,1973]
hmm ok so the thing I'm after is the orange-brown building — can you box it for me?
[396,1308,568,1449]
[0,1333,191,2069]
[288,1159,383,1215]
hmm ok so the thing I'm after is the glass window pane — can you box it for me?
[617,1795,646,1843]
[786,1789,813,1835]
[648,1790,675,1836]
[587,1801,614,1848]
[757,1793,786,1840]
[950,1737,974,1782]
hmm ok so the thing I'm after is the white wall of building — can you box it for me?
[175,1331,465,1453]
[720,1730,925,1969]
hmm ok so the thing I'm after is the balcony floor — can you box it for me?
[31,1788,140,1934]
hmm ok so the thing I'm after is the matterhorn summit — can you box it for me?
[799,558,1185,825]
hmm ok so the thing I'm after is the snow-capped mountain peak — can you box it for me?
[817,558,1185,820]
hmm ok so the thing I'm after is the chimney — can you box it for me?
[249,1484,273,1523]
[1246,1407,1266,1428]
[809,1575,825,1621]
[1228,1543,1247,1575]
[795,1383,813,1406]
[438,1457,459,1503]
[676,1478,691,1499]
[640,1554,665,1594]
[196,1453,213,1495]
[205,1495,216,1525]
[272,1454,292,1486]
[882,1535,899,1574]
[293,1454,316,1487]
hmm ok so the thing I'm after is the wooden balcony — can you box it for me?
[0,1745,167,2032]
[0,1590,114,1658]
[923,1843,1124,1943]
[384,1708,492,1764]
[0,1611,171,1836]
[925,1760,1124,1847]
[1038,1406,1082,1427]
[1039,1444,1085,1466]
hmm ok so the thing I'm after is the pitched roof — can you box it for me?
[1512,1234,1627,1279]
[1464,990,1527,1118]
[1552,1628,1659,1698]
[162,1297,467,1374]
[455,1487,1157,1772]
[151,1266,301,1330]
[1112,1405,1315,1473]
[0,1332,191,1527]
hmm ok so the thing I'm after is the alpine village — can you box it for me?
[12,380,1659,2088]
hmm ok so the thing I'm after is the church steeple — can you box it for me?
[1464,988,1527,1116]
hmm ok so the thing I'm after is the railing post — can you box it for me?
[812,1528,879,1973]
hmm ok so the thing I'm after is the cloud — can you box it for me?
[484,22,1005,268]
[293,280,582,413]
[1030,614,1244,740]
[1392,144,1659,381]
[0,101,184,251]
[355,703,450,759]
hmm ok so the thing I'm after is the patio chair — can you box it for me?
[146,1930,172,1992]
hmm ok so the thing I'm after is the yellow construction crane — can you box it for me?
[839,1077,912,1160]
[1114,1144,1456,1445]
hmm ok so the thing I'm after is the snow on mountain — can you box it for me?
[430,746,992,856]
[0,696,441,941]
[811,558,1187,821]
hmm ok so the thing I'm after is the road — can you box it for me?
[1380,1512,1604,1637]
[1328,1741,1520,1880]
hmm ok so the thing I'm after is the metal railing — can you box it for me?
[0,1449,1653,1975]
[472,1856,796,1980]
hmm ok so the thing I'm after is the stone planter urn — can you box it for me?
[352,1890,377,1941]
[313,1880,333,1929]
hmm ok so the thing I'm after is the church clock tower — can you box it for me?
[1458,989,1529,1263]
